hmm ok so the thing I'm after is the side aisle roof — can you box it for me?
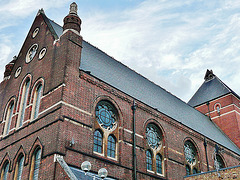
[44,13,240,155]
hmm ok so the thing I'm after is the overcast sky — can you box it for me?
[1,0,240,102]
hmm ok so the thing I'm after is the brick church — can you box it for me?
[0,2,239,180]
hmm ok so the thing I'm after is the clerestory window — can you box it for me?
[3,101,14,135]
[32,84,43,120]
[18,79,30,127]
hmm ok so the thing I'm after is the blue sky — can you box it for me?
[1,0,240,102]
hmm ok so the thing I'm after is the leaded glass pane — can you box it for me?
[186,165,190,175]
[34,84,42,119]
[2,162,9,180]
[184,141,196,165]
[146,124,162,149]
[156,154,162,174]
[216,155,225,169]
[146,150,152,171]
[6,102,14,135]
[20,80,30,127]
[33,149,41,180]
[107,135,116,158]
[94,130,103,153]
[96,101,117,131]
[17,156,24,180]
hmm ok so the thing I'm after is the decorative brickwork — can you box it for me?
[0,3,239,180]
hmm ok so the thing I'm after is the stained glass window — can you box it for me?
[184,141,199,175]
[33,84,42,119]
[1,161,9,180]
[215,155,225,169]
[32,148,41,180]
[93,130,103,153]
[184,141,196,165]
[156,154,162,174]
[15,155,24,180]
[4,102,14,135]
[95,101,117,131]
[19,79,30,127]
[146,150,153,171]
[107,135,116,158]
[146,123,162,149]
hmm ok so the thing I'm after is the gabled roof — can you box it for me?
[188,70,239,107]
[43,13,240,155]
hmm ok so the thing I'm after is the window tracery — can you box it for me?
[184,140,199,175]
[94,100,118,160]
[145,123,164,176]
[95,101,117,131]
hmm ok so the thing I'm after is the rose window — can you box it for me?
[146,124,162,149]
[96,101,117,131]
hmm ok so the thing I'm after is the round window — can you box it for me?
[38,47,47,60]
[95,101,117,131]
[14,66,22,78]
[26,44,38,63]
[146,123,162,149]
[32,27,40,38]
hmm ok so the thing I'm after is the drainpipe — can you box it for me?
[131,100,137,180]
[206,102,212,120]
[204,137,210,171]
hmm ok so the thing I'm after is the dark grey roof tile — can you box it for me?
[47,16,240,155]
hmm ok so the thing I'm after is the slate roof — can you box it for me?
[188,72,239,107]
[45,14,240,155]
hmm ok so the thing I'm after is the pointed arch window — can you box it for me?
[215,154,225,169]
[3,101,14,135]
[29,148,41,180]
[14,155,24,180]
[107,135,116,158]
[156,154,162,174]
[19,79,30,127]
[32,84,43,119]
[184,140,199,175]
[94,100,119,160]
[146,150,153,171]
[93,130,103,154]
[145,123,164,175]
[0,161,9,180]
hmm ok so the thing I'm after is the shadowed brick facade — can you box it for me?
[0,3,239,180]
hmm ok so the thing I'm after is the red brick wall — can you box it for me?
[195,94,240,148]
[0,11,239,180]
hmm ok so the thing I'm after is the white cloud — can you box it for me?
[80,0,240,102]
[1,0,240,102]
